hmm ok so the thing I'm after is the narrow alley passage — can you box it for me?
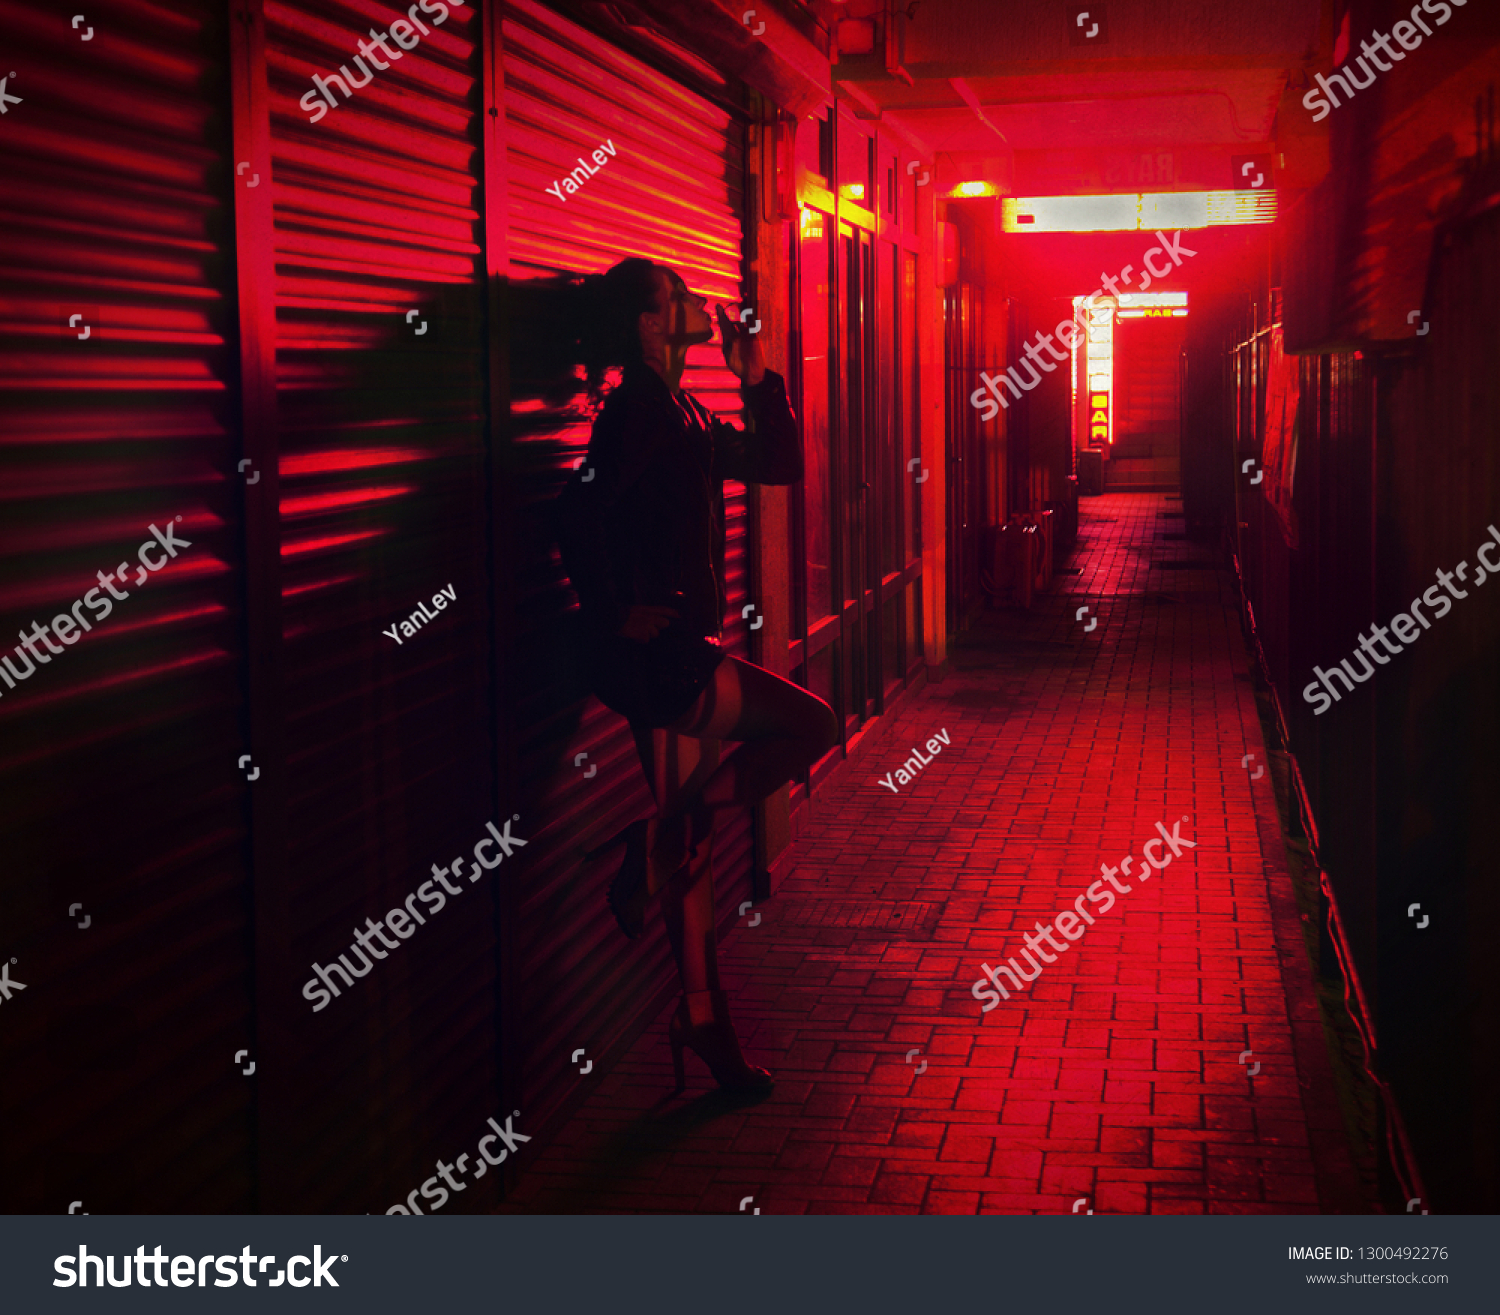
[501,494,1368,1214]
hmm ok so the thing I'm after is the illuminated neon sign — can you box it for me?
[1073,296,1115,448]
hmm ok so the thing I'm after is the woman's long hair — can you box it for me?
[508,256,661,409]
[573,257,660,404]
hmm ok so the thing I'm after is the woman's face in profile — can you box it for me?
[651,267,713,346]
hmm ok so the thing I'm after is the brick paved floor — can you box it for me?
[503,493,1366,1214]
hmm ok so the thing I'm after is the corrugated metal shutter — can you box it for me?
[1116,319,1183,445]
[258,0,496,1209]
[501,0,752,1134]
[1110,318,1184,491]
[0,0,250,1209]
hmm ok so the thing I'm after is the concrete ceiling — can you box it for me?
[826,0,1324,191]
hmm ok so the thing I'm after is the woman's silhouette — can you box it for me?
[557,257,839,1095]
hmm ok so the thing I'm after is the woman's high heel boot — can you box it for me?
[668,989,774,1095]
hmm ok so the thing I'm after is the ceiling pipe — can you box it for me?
[948,76,1011,147]
[886,85,1267,142]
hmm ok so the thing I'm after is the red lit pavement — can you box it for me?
[502,493,1369,1214]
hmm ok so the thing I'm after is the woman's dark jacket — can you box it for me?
[556,364,801,641]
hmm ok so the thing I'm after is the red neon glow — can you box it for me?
[281,448,427,476]
[281,530,386,558]
[280,486,416,517]
[283,575,360,600]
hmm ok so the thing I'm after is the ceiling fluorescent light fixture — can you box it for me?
[1003,191,1276,233]
[1004,194,1136,232]
[950,180,999,198]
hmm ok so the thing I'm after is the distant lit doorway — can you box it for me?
[1072,292,1188,493]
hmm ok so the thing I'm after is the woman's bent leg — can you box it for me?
[630,727,720,991]
[665,656,839,829]
[631,724,718,892]
[634,662,798,1093]
[659,824,718,996]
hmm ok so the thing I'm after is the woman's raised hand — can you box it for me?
[714,304,765,387]
[618,604,679,643]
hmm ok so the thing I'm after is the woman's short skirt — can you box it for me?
[584,621,725,729]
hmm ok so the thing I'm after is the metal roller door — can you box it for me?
[254,0,496,1209]
[501,0,753,1135]
[0,0,249,1210]
[1112,317,1184,489]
